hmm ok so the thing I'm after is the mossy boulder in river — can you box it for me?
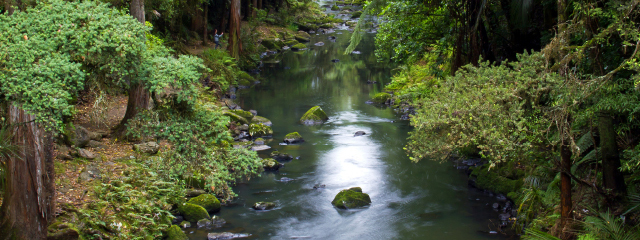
[291,43,307,51]
[178,203,210,222]
[223,111,249,125]
[187,194,221,213]
[300,106,329,125]
[295,31,311,42]
[283,132,304,144]
[284,39,299,46]
[251,115,273,126]
[261,38,285,50]
[253,202,277,210]
[249,123,273,137]
[166,225,188,240]
[332,187,371,209]
[230,109,254,121]
[469,164,524,198]
[331,5,339,10]
[262,158,282,171]
[372,92,392,104]
[351,11,362,18]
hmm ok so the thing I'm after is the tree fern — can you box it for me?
[523,228,561,240]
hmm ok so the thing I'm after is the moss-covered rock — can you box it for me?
[284,39,300,46]
[166,225,188,240]
[238,79,251,87]
[262,158,282,171]
[331,187,371,209]
[284,132,304,144]
[470,165,524,197]
[372,92,391,104]
[319,23,333,29]
[300,106,329,125]
[249,123,273,137]
[251,116,273,126]
[291,43,307,51]
[47,222,82,240]
[178,203,210,222]
[187,194,221,213]
[231,110,254,122]
[351,11,362,18]
[261,38,285,50]
[253,202,277,210]
[295,31,311,42]
[63,122,91,148]
[223,111,249,125]
[331,5,339,10]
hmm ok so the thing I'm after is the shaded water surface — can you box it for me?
[187,30,514,240]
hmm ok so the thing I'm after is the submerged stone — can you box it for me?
[262,158,282,171]
[291,43,308,51]
[253,202,277,210]
[331,187,371,209]
[207,232,251,240]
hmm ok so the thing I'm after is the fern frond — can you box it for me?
[523,228,561,240]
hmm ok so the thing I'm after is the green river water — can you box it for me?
[185,24,516,240]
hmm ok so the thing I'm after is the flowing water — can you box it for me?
[186,26,515,240]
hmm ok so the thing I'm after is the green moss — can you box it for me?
[320,23,333,28]
[184,174,206,189]
[187,194,221,213]
[261,38,284,50]
[331,188,371,209]
[284,39,299,46]
[166,225,188,240]
[238,79,251,86]
[331,5,339,11]
[291,43,307,50]
[262,158,280,171]
[470,165,524,196]
[284,132,302,140]
[230,110,254,121]
[237,71,254,82]
[223,111,249,125]
[351,11,362,18]
[295,32,311,42]
[300,106,329,124]
[178,203,210,222]
[251,116,272,126]
[249,123,273,137]
[372,92,392,103]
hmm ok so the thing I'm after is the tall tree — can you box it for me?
[115,0,149,136]
[227,0,242,58]
[598,114,627,196]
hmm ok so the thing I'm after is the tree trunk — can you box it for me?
[0,104,55,240]
[3,0,14,15]
[204,3,209,45]
[258,0,262,10]
[598,113,626,196]
[559,141,572,233]
[228,0,242,58]
[252,0,257,18]
[114,82,149,137]
[130,0,145,23]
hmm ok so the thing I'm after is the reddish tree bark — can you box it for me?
[0,104,55,240]
[560,142,572,232]
[204,3,209,45]
[228,0,242,58]
[252,0,257,18]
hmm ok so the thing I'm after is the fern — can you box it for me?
[576,131,595,155]
[571,148,600,174]
[582,211,640,240]
[523,228,561,240]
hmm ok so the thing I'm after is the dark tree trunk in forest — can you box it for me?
[559,142,573,233]
[598,114,626,196]
[115,0,150,137]
[204,3,209,45]
[228,0,242,58]
[258,0,262,10]
[252,0,257,18]
[3,0,14,15]
[0,104,55,240]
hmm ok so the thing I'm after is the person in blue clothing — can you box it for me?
[214,29,223,49]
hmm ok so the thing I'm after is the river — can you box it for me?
[186,19,515,240]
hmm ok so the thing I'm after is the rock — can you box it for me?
[295,32,311,42]
[63,123,91,148]
[230,110,254,122]
[207,232,251,240]
[222,99,240,110]
[197,219,212,228]
[133,142,160,154]
[223,111,249,125]
[87,140,106,149]
[262,158,282,171]
[261,38,284,50]
[186,189,207,197]
[178,203,210,222]
[251,145,271,151]
[77,148,96,159]
[352,51,361,54]
[314,42,325,46]
[309,30,316,34]
[291,43,307,51]
[499,213,511,221]
[331,4,339,10]
[88,131,107,141]
[78,164,101,182]
[284,39,299,46]
[253,202,276,210]
[172,215,184,224]
[313,184,326,189]
[351,11,362,18]
[331,187,371,209]
[237,124,249,131]
[492,203,500,209]
[300,106,329,125]
[372,92,392,104]
[254,138,265,145]
[277,177,295,182]
[47,227,80,240]
[188,194,221,213]
[180,221,191,228]
[249,110,258,116]
[56,144,72,160]
[251,116,273,126]
[270,151,293,161]
[211,215,226,227]
[166,225,189,240]
[331,59,340,62]
[283,132,304,144]
[354,131,366,136]
[248,123,273,137]
[328,36,336,40]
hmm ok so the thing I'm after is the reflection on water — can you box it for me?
[186,30,515,239]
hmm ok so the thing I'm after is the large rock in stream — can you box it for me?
[331,187,371,209]
[207,232,251,240]
[283,132,304,144]
[187,194,221,213]
[300,106,329,125]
